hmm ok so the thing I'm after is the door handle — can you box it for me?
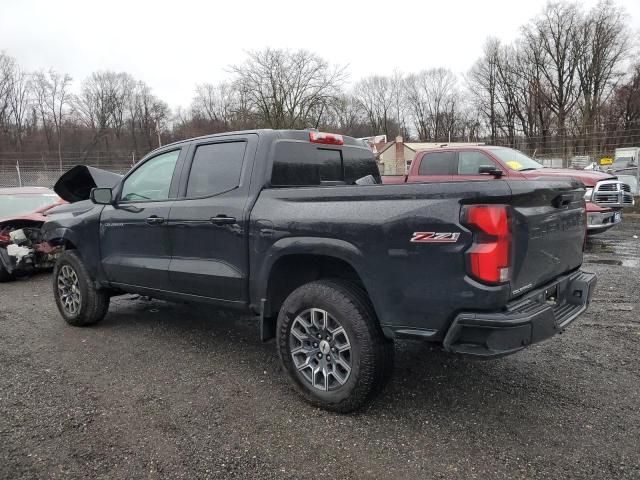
[210,215,236,225]
[145,215,165,225]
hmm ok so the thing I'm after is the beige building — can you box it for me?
[376,137,484,175]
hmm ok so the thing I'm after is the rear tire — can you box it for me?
[276,279,393,413]
[53,250,109,326]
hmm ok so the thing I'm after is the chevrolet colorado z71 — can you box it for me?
[383,145,634,234]
[43,130,596,412]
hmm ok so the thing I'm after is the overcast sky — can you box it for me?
[1,0,639,110]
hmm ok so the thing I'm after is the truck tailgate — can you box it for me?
[508,179,586,298]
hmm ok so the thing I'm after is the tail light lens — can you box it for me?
[462,205,511,284]
[309,131,344,145]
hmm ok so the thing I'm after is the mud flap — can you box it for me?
[259,298,276,341]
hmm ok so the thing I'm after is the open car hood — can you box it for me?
[54,165,123,203]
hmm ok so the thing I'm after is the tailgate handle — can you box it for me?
[552,194,573,209]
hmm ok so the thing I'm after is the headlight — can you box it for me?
[584,188,594,201]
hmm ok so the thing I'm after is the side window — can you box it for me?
[186,141,247,197]
[457,151,496,175]
[418,152,455,175]
[121,149,180,201]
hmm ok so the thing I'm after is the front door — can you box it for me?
[100,148,182,291]
[168,136,255,303]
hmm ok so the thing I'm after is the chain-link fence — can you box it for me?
[0,152,137,188]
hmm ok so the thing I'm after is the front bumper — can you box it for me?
[442,270,597,358]
[587,210,621,231]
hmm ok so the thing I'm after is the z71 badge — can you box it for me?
[410,232,460,243]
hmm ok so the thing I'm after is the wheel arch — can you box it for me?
[43,226,79,251]
[254,237,379,321]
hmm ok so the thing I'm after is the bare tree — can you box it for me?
[7,65,31,151]
[132,81,169,150]
[576,0,630,151]
[353,75,399,137]
[468,38,501,143]
[525,2,583,160]
[32,70,72,165]
[0,53,15,130]
[230,48,346,129]
[31,71,54,149]
[192,82,238,130]
[405,68,458,141]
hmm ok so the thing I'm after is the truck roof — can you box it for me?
[413,145,511,153]
[159,129,367,151]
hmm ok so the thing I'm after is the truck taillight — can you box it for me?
[462,205,512,284]
[309,131,344,145]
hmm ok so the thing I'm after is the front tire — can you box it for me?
[53,250,110,326]
[0,263,14,282]
[276,279,393,413]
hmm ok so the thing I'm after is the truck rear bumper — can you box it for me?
[442,270,597,359]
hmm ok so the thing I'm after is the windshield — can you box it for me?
[613,156,635,169]
[0,193,59,218]
[489,147,544,171]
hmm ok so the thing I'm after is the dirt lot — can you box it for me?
[1,220,639,480]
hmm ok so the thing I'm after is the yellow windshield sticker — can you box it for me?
[506,161,523,170]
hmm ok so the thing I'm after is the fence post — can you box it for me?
[16,160,22,187]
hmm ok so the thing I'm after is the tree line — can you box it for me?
[0,0,639,166]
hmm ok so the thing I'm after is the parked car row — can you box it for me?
[382,145,634,234]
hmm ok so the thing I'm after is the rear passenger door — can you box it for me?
[454,150,500,181]
[410,151,455,182]
[167,135,257,303]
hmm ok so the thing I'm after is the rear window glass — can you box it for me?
[270,142,380,186]
[317,149,342,181]
[418,152,455,175]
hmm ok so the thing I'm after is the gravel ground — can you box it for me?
[1,220,639,480]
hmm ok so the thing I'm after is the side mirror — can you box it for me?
[478,165,504,178]
[90,187,113,205]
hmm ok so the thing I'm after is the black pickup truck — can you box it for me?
[43,129,596,412]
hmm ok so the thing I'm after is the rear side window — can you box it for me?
[418,152,455,175]
[186,141,246,197]
[270,142,380,186]
[457,151,496,175]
